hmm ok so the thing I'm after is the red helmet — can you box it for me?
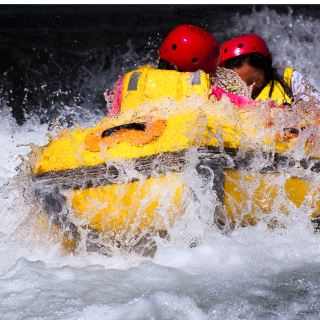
[159,24,219,74]
[219,34,271,66]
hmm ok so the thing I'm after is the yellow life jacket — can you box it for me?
[120,65,211,113]
[255,67,294,105]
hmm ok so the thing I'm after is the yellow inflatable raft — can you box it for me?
[31,66,320,254]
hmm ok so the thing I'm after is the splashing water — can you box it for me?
[2,7,320,320]
[230,6,320,86]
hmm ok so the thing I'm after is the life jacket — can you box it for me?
[120,65,211,113]
[255,67,294,105]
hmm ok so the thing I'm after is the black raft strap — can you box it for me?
[101,123,146,138]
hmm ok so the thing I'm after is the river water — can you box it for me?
[1,6,320,320]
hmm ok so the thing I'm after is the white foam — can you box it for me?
[1,7,320,320]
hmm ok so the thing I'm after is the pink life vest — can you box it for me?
[105,76,124,116]
[211,85,258,108]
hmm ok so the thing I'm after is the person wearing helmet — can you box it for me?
[105,24,219,116]
[105,24,222,116]
[219,34,320,107]
[157,24,219,74]
[105,24,258,116]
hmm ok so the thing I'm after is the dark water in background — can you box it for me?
[0,4,320,125]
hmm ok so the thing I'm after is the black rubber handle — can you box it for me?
[101,122,146,138]
[283,127,299,135]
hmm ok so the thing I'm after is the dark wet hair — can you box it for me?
[224,53,293,100]
[157,58,180,71]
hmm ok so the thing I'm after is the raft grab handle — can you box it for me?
[101,123,146,138]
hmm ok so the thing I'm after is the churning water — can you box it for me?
[1,7,320,320]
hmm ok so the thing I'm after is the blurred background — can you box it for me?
[0,4,319,125]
